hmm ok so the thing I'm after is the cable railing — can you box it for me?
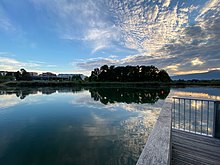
[172,97,220,137]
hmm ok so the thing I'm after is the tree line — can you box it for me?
[89,65,171,82]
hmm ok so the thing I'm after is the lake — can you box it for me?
[0,87,219,165]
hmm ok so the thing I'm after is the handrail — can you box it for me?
[172,97,218,102]
[172,97,220,137]
[136,97,220,165]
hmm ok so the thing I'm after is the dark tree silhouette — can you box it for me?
[15,68,32,81]
[89,65,171,82]
[158,69,171,82]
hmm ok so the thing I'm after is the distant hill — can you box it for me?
[172,70,220,80]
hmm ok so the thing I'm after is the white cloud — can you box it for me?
[191,58,204,66]
[165,64,181,71]
[163,0,171,8]
[0,5,23,35]
[0,6,16,32]
[0,57,20,65]
[0,56,59,73]
[30,0,122,53]
[13,0,220,75]
[107,0,190,57]
[198,0,219,18]
[0,17,15,32]
[83,26,121,53]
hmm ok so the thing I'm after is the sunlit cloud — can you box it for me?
[107,0,189,54]
[165,64,181,71]
[73,0,220,75]
[174,70,208,75]
[191,58,204,66]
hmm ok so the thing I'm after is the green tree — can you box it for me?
[15,68,32,81]
[89,65,171,82]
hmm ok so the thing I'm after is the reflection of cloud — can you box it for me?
[0,94,20,109]
[120,107,162,159]
[170,88,220,100]
[83,113,118,137]
[75,93,164,161]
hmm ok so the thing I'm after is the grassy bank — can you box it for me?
[1,80,220,88]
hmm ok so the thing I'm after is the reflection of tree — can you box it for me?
[14,89,38,99]
[41,88,57,95]
[90,88,170,104]
[0,87,84,99]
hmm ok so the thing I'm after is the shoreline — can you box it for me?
[1,80,220,88]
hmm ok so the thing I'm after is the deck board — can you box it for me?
[171,129,220,165]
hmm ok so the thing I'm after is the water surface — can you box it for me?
[0,87,219,165]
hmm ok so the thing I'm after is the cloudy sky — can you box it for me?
[0,0,219,76]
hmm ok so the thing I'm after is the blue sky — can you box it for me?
[0,0,220,76]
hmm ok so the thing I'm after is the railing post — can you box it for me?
[214,101,220,138]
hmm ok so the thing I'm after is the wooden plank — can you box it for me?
[172,137,220,155]
[172,129,220,146]
[172,129,220,165]
[172,146,220,164]
[172,149,217,165]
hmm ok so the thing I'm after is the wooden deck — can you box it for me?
[171,129,220,165]
[136,98,220,165]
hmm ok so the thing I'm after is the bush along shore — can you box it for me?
[1,80,220,88]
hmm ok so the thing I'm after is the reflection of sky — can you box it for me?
[0,87,220,164]
[0,89,164,164]
[170,87,220,100]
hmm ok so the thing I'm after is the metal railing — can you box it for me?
[172,97,220,137]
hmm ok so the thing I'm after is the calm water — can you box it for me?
[0,87,219,165]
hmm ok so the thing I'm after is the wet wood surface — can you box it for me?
[172,129,220,165]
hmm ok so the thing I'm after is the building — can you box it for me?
[0,71,16,81]
[40,72,57,77]
[4,71,16,77]
[58,74,86,80]
[29,72,38,77]
[0,71,7,76]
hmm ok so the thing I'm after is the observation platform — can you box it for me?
[136,97,220,165]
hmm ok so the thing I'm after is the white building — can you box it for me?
[0,71,7,76]
[58,74,86,80]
